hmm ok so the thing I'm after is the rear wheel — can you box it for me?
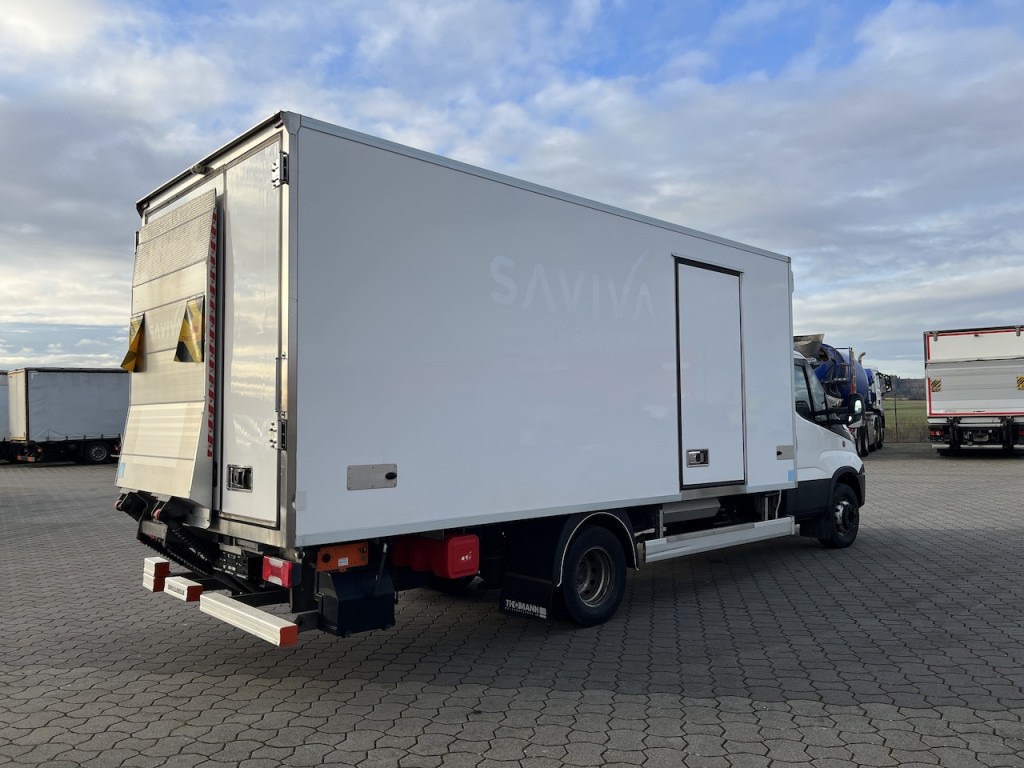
[84,441,111,464]
[560,526,626,627]
[818,484,859,549]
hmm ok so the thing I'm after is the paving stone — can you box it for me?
[2,447,1024,768]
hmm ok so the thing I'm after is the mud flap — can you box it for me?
[499,517,563,621]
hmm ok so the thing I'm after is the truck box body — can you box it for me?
[8,368,128,442]
[119,113,796,548]
[117,112,865,644]
[925,326,1024,451]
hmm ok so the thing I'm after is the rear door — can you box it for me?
[677,261,745,487]
[217,142,284,526]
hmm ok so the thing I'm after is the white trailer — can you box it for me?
[925,326,1024,453]
[116,112,865,646]
[6,368,128,463]
[0,371,8,461]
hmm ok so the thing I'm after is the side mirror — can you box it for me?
[846,393,865,428]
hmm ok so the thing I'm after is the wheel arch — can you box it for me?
[830,466,865,507]
[554,510,637,589]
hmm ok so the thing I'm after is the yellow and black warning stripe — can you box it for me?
[120,314,145,372]
[174,297,205,363]
[1017,376,1024,391]
[930,378,942,393]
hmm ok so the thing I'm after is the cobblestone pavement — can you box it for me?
[1,444,1023,767]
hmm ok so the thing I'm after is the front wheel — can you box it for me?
[560,527,627,627]
[818,484,859,549]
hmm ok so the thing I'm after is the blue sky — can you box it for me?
[1,0,1022,377]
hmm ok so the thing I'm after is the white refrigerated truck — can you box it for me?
[116,112,866,646]
[6,368,128,463]
[925,326,1024,453]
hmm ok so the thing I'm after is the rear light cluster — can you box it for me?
[259,535,480,588]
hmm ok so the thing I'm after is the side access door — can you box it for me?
[676,261,746,487]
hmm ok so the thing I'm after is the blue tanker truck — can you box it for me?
[794,335,891,457]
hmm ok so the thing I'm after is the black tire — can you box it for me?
[857,427,869,458]
[875,427,884,450]
[84,441,111,464]
[818,484,859,549]
[560,526,626,627]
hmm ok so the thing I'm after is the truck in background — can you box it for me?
[115,111,866,647]
[794,335,891,457]
[6,368,128,464]
[925,326,1024,454]
[862,362,892,451]
[0,371,8,461]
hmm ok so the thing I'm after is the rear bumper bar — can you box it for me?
[142,557,302,647]
[199,593,299,647]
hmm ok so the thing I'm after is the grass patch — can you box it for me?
[884,398,928,443]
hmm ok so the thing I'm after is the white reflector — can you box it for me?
[143,572,166,592]
[164,576,202,602]
[143,557,171,592]
[200,593,299,647]
[143,556,170,577]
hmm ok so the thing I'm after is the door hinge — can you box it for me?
[270,419,288,451]
[272,152,289,188]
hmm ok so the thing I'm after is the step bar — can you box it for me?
[200,593,299,647]
[141,557,300,647]
[643,517,795,563]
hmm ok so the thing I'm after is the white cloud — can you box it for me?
[710,0,805,46]
[0,0,1021,377]
[0,0,115,62]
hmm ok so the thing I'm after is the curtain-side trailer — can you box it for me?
[0,371,8,461]
[116,112,866,646]
[6,368,128,464]
[925,326,1024,453]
